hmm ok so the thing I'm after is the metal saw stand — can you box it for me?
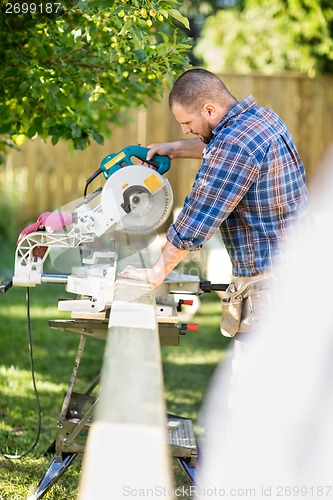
[28,315,198,500]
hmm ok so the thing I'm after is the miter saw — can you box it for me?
[1,144,226,312]
[8,145,194,319]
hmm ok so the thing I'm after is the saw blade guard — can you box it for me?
[101,165,173,234]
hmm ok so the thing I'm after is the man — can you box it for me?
[198,146,333,496]
[120,68,308,336]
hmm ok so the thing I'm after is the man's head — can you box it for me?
[169,69,237,144]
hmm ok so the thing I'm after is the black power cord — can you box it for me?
[2,287,42,459]
[83,167,103,198]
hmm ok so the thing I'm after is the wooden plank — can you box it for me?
[323,75,333,161]
[309,77,326,183]
[78,423,172,499]
[298,77,313,180]
[78,277,173,499]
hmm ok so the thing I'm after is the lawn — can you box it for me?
[0,242,230,500]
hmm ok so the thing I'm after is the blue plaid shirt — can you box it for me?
[166,96,308,276]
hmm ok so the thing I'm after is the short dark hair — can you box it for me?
[169,69,232,113]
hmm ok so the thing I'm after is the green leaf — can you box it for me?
[119,19,134,36]
[0,123,11,135]
[70,123,82,138]
[91,129,104,145]
[51,134,60,145]
[168,9,190,29]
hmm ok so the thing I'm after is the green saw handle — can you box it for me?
[100,145,171,178]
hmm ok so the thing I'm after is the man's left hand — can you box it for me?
[118,265,164,288]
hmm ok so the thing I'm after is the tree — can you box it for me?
[194,0,333,76]
[176,0,243,63]
[0,0,191,161]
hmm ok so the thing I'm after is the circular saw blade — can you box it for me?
[101,165,173,234]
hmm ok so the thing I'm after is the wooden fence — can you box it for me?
[2,73,333,222]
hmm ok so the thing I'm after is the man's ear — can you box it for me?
[203,102,225,126]
[202,102,216,118]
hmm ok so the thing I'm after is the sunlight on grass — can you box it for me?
[0,455,83,500]
[1,304,70,319]
[0,366,68,396]
[163,349,225,366]
[197,298,222,314]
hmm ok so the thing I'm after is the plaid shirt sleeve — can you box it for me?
[166,142,259,251]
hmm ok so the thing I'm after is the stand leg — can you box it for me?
[27,453,77,500]
[59,335,87,421]
[177,456,197,485]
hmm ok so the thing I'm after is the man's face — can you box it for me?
[171,103,214,144]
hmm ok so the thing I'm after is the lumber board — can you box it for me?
[78,276,173,498]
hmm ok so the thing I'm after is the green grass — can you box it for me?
[0,243,230,499]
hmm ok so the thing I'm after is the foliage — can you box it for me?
[179,0,240,27]
[194,0,333,76]
[0,0,191,161]
[175,0,244,62]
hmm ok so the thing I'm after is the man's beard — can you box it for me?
[199,121,214,144]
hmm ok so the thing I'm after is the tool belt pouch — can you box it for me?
[220,279,272,337]
[239,286,272,333]
[220,284,243,338]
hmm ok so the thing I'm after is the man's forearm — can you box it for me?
[172,139,205,159]
[118,241,189,287]
[147,139,204,161]
[150,241,189,284]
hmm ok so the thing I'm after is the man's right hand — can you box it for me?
[146,142,178,161]
[146,139,205,162]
